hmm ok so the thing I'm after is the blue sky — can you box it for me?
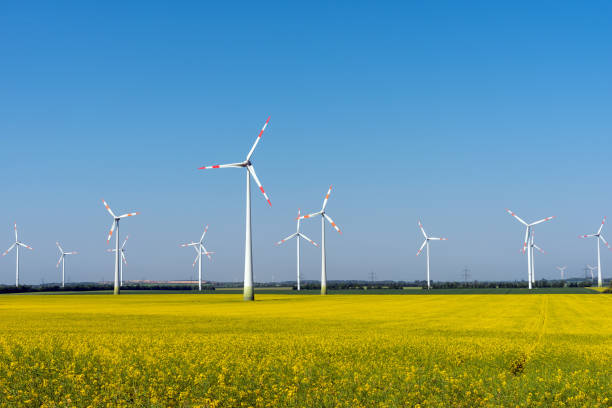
[1,1,611,285]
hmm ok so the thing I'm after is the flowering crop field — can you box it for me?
[0,293,610,407]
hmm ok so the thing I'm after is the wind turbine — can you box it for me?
[527,231,545,285]
[298,186,342,295]
[107,235,129,287]
[416,221,447,290]
[102,199,139,295]
[579,216,610,287]
[586,264,597,283]
[2,223,33,287]
[56,242,77,288]
[198,117,272,301]
[180,225,214,291]
[506,209,554,290]
[556,266,567,280]
[276,209,319,291]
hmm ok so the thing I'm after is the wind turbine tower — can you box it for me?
[2,223,33,287]
[298,186,342,295]
[276,209,319,291]
[416,221,447,290]
[198,117,272,301]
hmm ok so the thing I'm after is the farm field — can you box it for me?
[0,293,610,407]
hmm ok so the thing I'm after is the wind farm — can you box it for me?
[1,2,611,407]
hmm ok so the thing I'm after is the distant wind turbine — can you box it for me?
[56,242,77,288]
[298,186,342,295]
[2,223,33,287]
[107,235,129,287]
[506,209,554,289]
[276,209,319,291]
[556,266,567,280]
[579,216,610,287]
[102,199,139,295]
[586,264,597,283]
[416,221,447,290]
[198,117,272,301]
[180,225,214,291]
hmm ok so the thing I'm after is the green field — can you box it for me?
[0,293,610,407]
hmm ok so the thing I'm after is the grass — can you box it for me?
[0,293,610,407]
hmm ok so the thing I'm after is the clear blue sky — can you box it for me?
[1,1,611,285]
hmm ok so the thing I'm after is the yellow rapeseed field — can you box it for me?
[0,293,610,407]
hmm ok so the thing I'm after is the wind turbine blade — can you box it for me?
[201,246,212,260]
[506,209,529,226]
[121,251,127,265]
[198,162,243,170]
[530,216,555,226]
[107,220,116,243]
[580,234,596,238]
[418,221,427,238]
[107,248,116,253]
[192,254,198,268]
[118,212,138,219]
[598,216,607,235]
[246,116,271,161]
[428,237,447,241]
[122,235,130,249]
[66,251,77,255]
[56,255,63,268]
[416,240,427,256]
[533,244,545,254]
[522,227,529,254]
[324,213,342,234]
[297,211,322,220]
[18,242,33,250]
[56,241,63,253]
[200,225,209,243]
[247,165,272,206]
[2,243,15,256]
[322,186,333,211]
[599,235,610,248]
[299,233,319,247]
[276,233,298,246]
[180,242,197,247]
[102,199,117,218]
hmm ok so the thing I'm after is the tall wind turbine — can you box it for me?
[102,199,138,295]
[298,186,342,295]
[556,266,567,280]
[107,235,129,287]
[2,223,33,287]
[180,225,214,291]
[276,209,319,291]
[198,117,272,301]
[56,242,77,288]
[579,216,610,287]
[416,221,447,290]
[527,231,545,285]
[506,209,554,290]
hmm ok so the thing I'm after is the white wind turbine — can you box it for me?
[56,242,77,288]
[416,221,447,290]
[2,223,33,287]
[180,225,214,291]
[107,235,129,287]
[586,264,597,283]
[198,117,272,301]
[506,209,554,290]
[556,266,567,280]
[102,199,139,295]
[526,231,545,285]
[579,216,610,287]
[298,186,342,295]
[276,209,319,291]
